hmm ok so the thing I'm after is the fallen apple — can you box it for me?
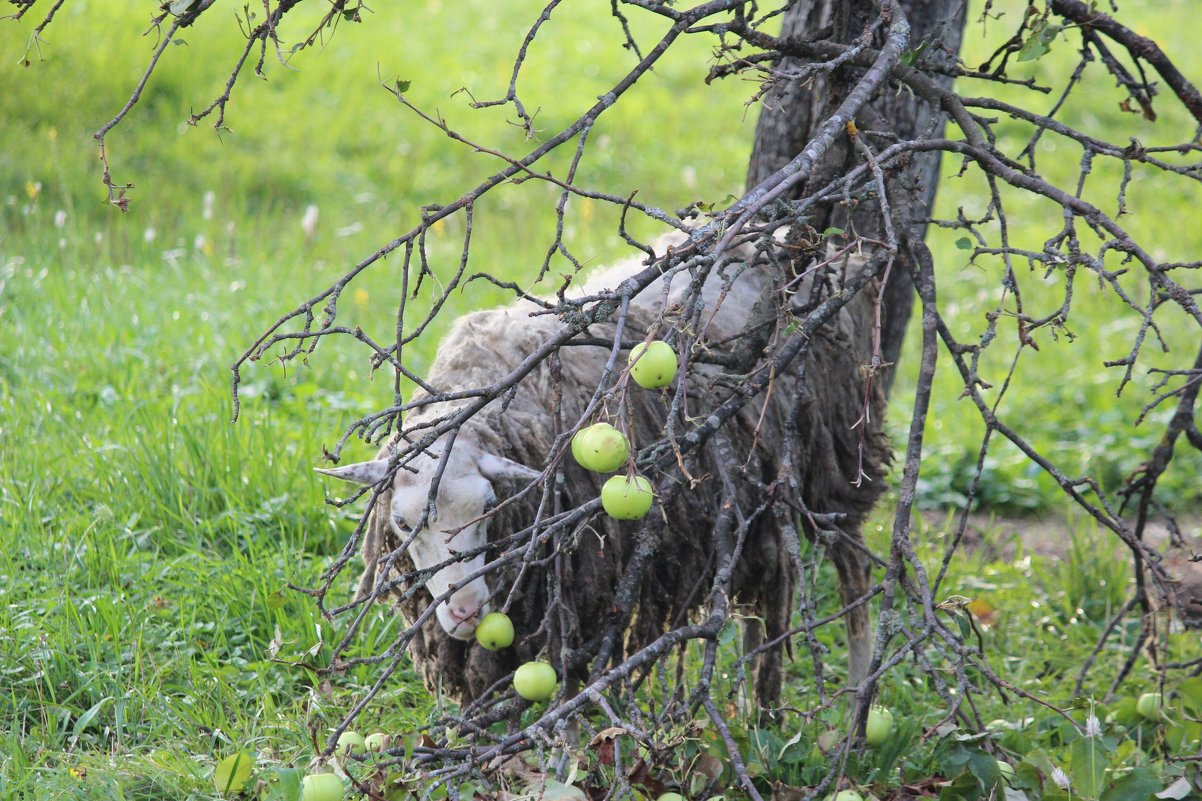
[865,704,894,746]
[628,341,678,389]
[831,791,863,801]
[657,794,686,801]
[513,660,558,701]
[475,611,515,651]
[364,732,391,754]
[335,730,365,757]
[571,423,630,473]
[1137,692,1162,720]
[301,772,346,801]
[600,474,654,520]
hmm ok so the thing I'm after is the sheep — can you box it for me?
[317,232,890,707]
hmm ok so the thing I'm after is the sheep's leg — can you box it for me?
[753,598,787,710]
[832,544,872,688]
[740,616,764,716]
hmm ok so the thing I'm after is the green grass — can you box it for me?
[2,0,1202,798]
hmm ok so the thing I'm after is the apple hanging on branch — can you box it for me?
[628,341,678,389]
[571,423,630,473]
[475,611,515,651]
[513,661,558,701]
[601,474,654,520]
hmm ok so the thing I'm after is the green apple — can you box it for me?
[997,760,1016,783]
[1137,692,1162,720]
[571,423,630,473]
[335,730,365,757]
[830,791,863,801]
[628,341,678,389]
[364,732,390,754]
[513,661,558,701]
[475,611,515,651]
[301,772,346,801]
[865,704,894,746]
[600,474,654,520]
[657,794,686,801]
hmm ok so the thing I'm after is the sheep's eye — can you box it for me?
[392,515,413,535]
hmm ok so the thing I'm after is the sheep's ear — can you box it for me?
[477,453,541,483]
[315,459,391,486]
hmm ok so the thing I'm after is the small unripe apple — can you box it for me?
[830,791,863,801]
[571,423,629,473]
[335,730,365,756]
[302,773,346,801]
[600,474,654,520]
[657,794,686,801]
[997,760,1016,783]
[364,732,391,753]
[628,341,678,389]
[1137,692,1162,720]
[475,611,515,651]
[865,705,894,746]
[513,661,558,701]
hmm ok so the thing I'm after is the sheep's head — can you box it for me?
[317,437,540,640]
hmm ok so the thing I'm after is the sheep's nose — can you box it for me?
[447,603,482,624]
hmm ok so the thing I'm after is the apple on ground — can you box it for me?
[302,772,346,801]
[513,661,558,701]
[657,794,686,801]
[1137,692,1162,720]
[600,474,654,520]
[865,705,894,746]
[628,341,678,389]
[364,732,391,754]
[335,731,365,757]
[571,423,630,473]
[830,791,863,801]
[475,611,515,651]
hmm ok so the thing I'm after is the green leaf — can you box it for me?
[214,751,255,796]
[395,79,412,93]
[1177,676,1202,714]
[822,227,845,237]
[72,697,112,739]
[1070,734,1108,799]
[900,42,929,67]
[262,767,303,801]
[1100,768,1160,801]
[967,749,1001,789]
[1017,20,1062,62]
[718,618,738,647]
[955,237,973,250]
[266,587,289,610]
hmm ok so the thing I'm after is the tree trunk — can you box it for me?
[747,0,967,390]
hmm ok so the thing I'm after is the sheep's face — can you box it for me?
[317,438,540,640]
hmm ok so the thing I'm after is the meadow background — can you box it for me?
[2,1,1201,799]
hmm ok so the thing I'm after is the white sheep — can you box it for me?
[318,234,887,705]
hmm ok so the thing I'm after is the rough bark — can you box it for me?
[747,0,967,390]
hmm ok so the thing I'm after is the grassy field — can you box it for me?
[2,1,1201,799]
